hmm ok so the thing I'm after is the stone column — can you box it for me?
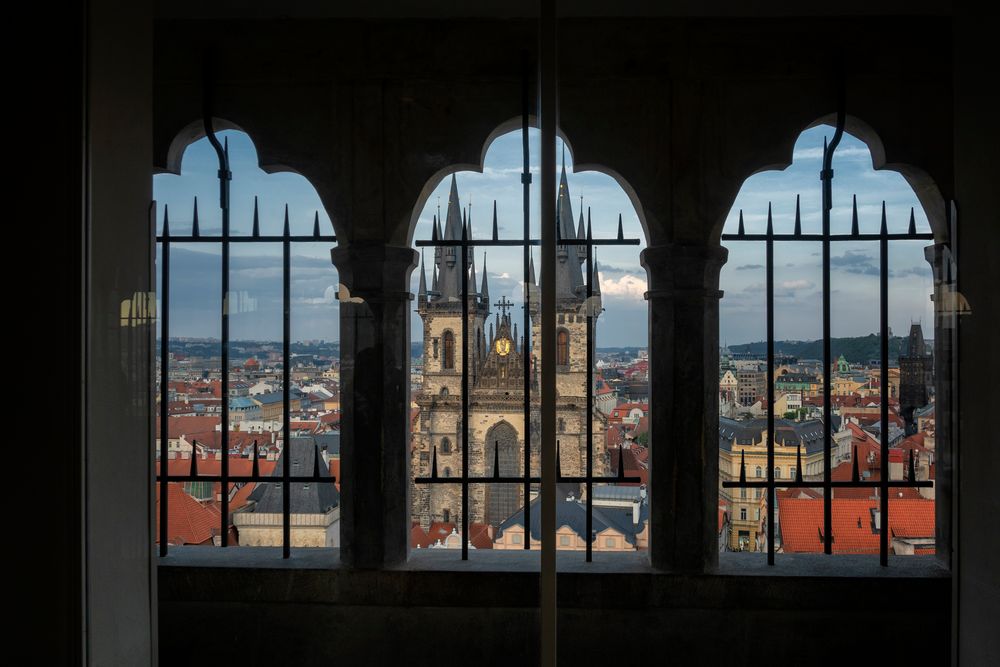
[641,243,728,572]
[331,242,418,568]
[924,241,959,568]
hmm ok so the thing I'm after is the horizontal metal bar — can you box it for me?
[415,476,542,484]
[157,475,337,484]
[722,479,934,488]
[555,475,643,483]
[721,233,933,241]
[415,238,641,248]
[156,235,337,243]
[414,475,643,484]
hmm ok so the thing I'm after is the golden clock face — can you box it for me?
[495,337,512,357]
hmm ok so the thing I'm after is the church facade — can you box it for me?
[411,169,610,529]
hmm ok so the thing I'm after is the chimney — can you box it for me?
[888,449,904,480]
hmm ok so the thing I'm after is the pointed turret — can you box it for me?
[192,196,201,237]
[435,174,466,300]
[528,254,537,286]
[576,207,587,263]
[251,196,260,237]
[418,250,428,304]
[480,254,490,306]
[469,250,478,300]
[555,161,585,300]
[851,194,860,236]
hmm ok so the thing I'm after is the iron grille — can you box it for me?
[156,114,338,558]
[413,70,641,561]
[720,109,935,566]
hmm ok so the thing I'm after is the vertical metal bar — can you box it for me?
[820,110,845,555]
[159,208,170,556]
[766,206,775,565]
[220,165,230,547]
[202,74,232,547]
[879,202,889,565]
[585,217,593,562]
[283,210,291,558]
[521,54,533,550]
[461,223,470,560]
[539,1,558,663]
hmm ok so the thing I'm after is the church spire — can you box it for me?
[555,159,585,300]
[480,253,490,306]
[418,249,428,303]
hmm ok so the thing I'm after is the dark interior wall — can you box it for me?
[52,3,997,665]
[953,12,1000,666]
[25,1,85,663]
[158,552,949,666]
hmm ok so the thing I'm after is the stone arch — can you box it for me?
[156,116,343,238]
[485,420,520,526]
[406,117,650,247]
[713,113,946,242]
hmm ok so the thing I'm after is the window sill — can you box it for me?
[158,546,949,609]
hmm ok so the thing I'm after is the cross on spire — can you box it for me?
[494,296,514,318]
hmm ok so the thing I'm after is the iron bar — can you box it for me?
[282,207,291,558]
[821,110,846,555]
[461,221,470,560]
[879,202,890,566]
[202,116,232,548]
[585,213,594,562]
[766,205,775,565]
[156,235,336,243]
[522,54,533,550]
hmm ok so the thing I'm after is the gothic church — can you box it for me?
[411,166,609,529]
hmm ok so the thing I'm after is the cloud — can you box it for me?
[892,265,931,278]
[736,264,763,271]
[830,249,879,275]
[779,279,813,291]
[598,272,647,300]
[792,146,872,161]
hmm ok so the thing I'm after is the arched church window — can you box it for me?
[441,437,451,454]
[442,330,455,370]
[557,329,569,367]
[154,127,339,557]
[409,127,645,560]
[719,119,937,564]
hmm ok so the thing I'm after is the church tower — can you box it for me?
[411,168,609,532]
[898,322,933,434]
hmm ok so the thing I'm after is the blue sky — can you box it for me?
[154,125,934,347]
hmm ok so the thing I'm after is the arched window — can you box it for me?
[755,466,763,478]
[774,467,781,480]
[556,329,569,367]
[442,331,455,370]
[441,437,451,454]
[443,467,452,478]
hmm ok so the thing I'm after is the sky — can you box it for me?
[153,125,934,347]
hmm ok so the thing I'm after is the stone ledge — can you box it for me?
[159,546,949,610]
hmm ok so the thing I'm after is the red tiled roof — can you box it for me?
[156,415,221,439]
[155,483,222,546]
[778,497,934,554]
[157,457,278,478]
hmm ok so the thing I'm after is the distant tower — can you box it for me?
[898,322,933,434]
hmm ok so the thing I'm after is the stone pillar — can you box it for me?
[331,242,418,568]
[924,241,958,568]
[641,243,728,572]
